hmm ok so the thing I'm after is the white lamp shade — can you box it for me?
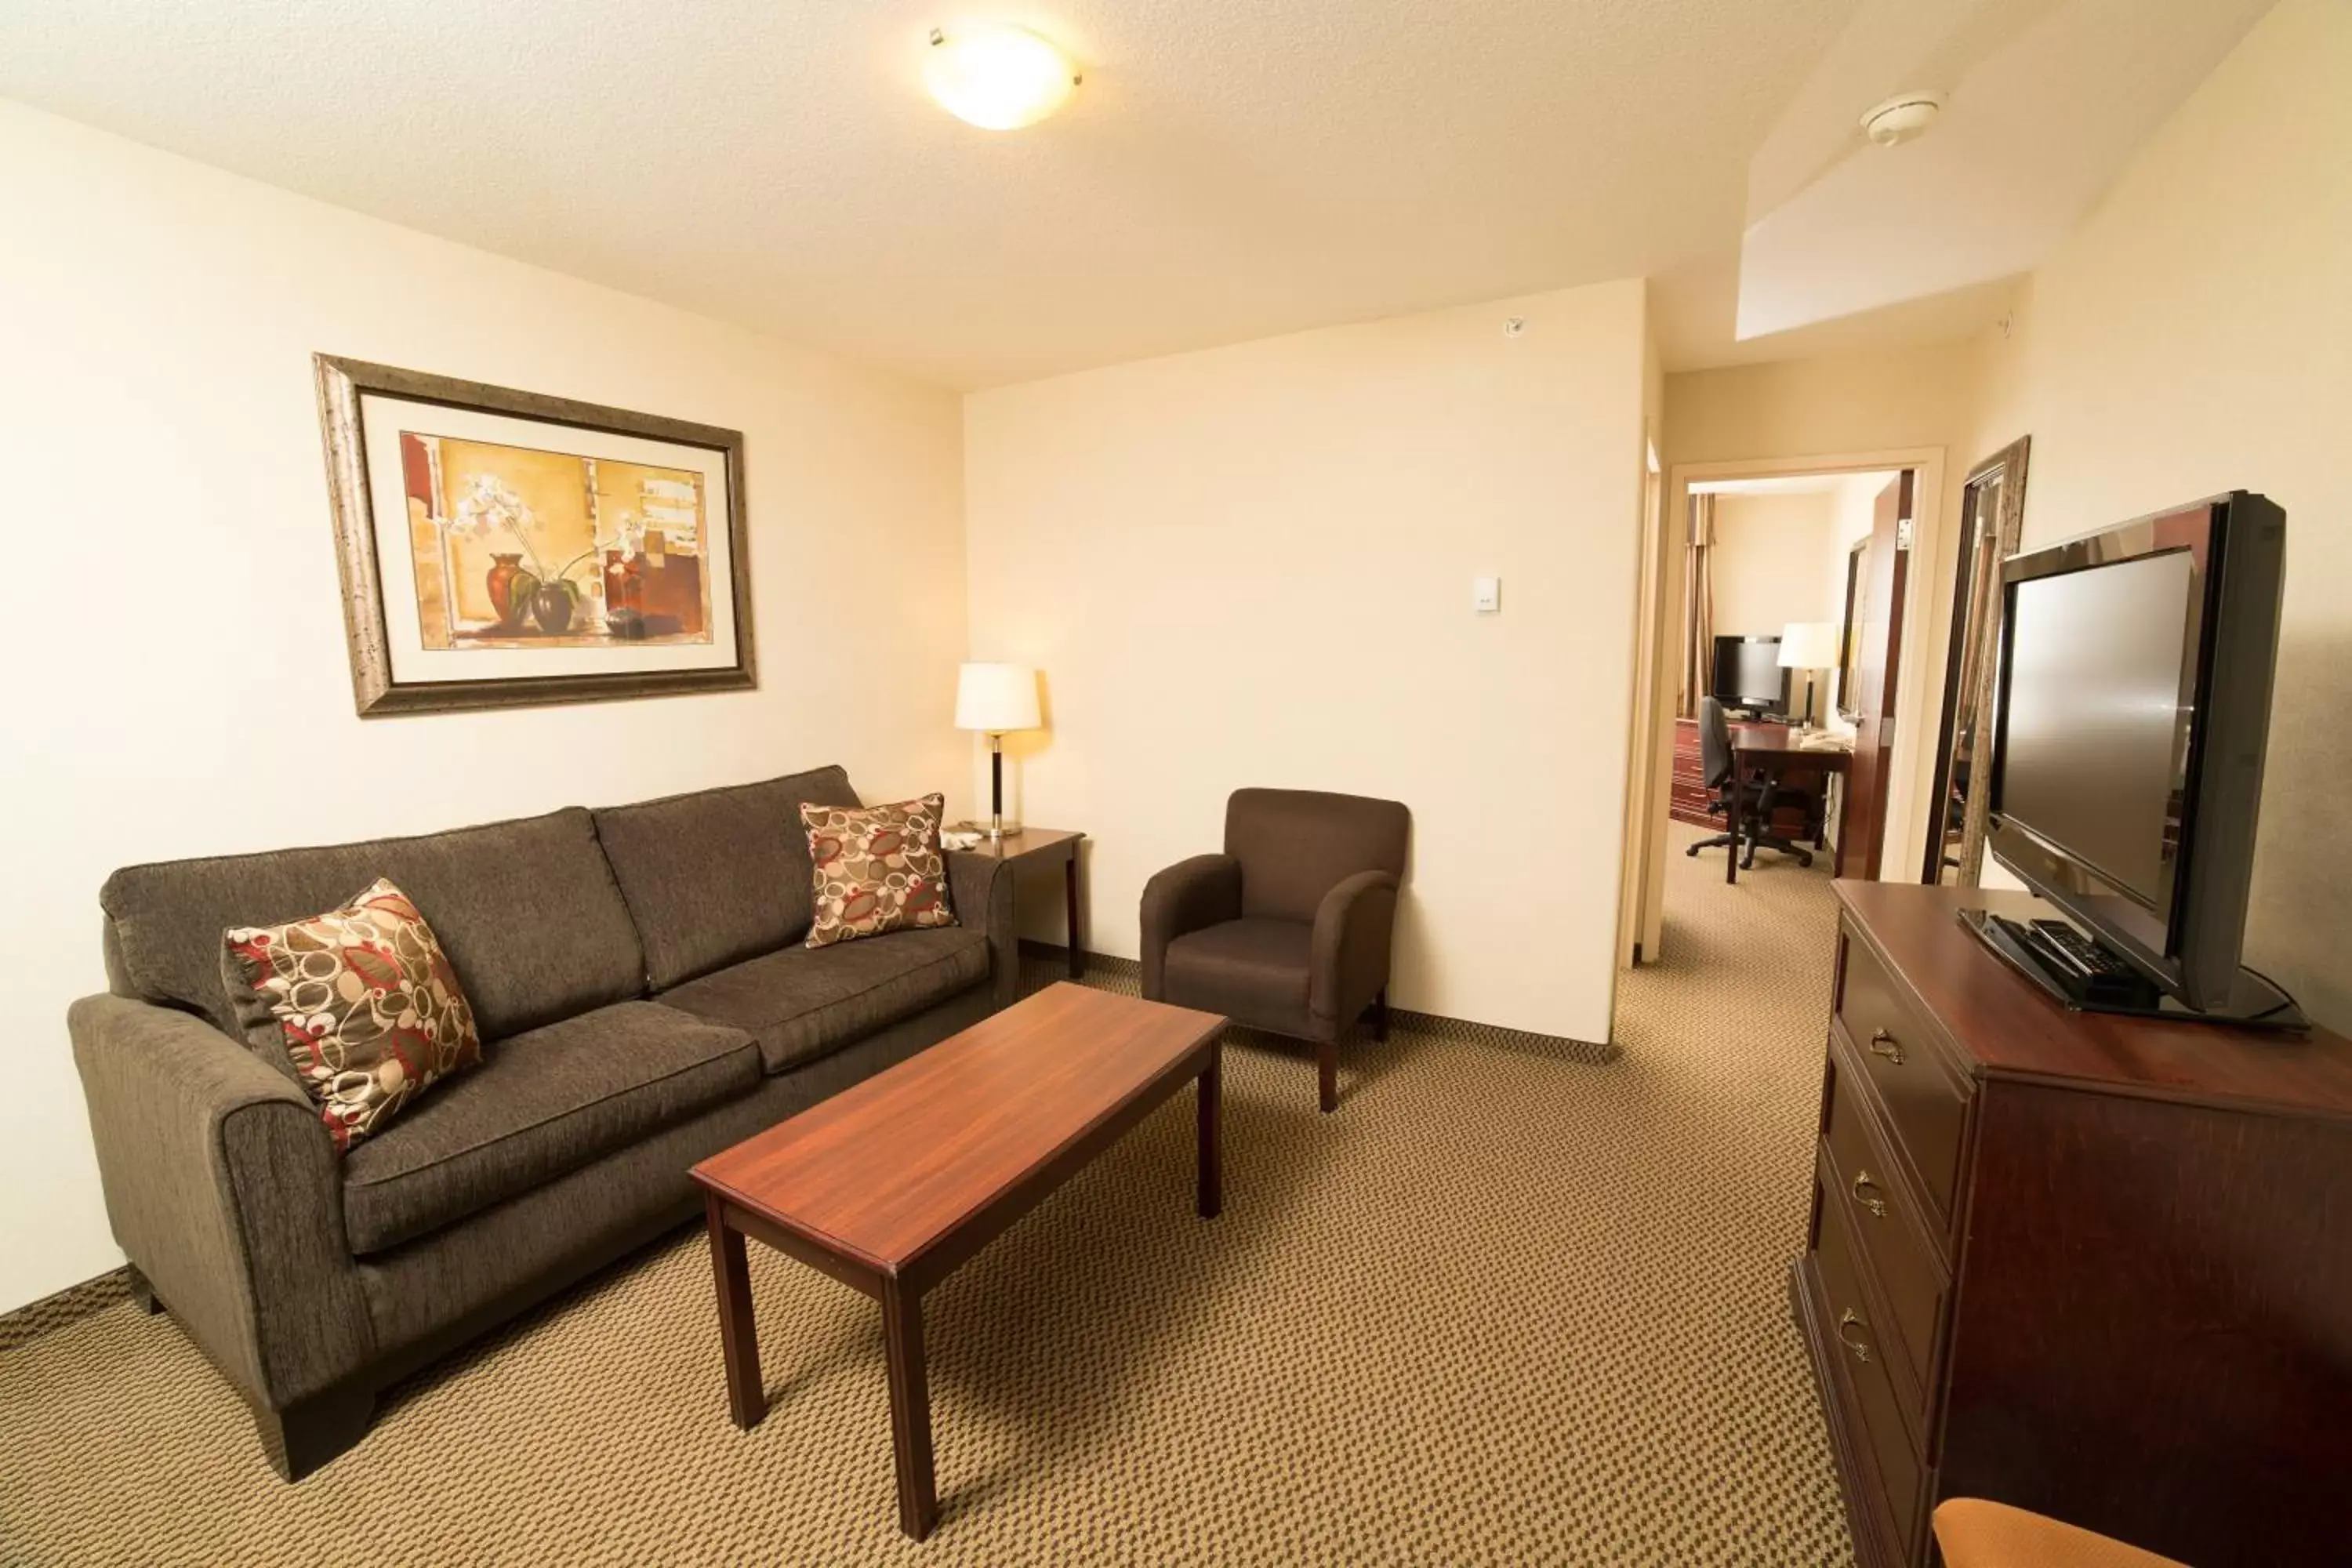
[955,662,1041,732]
[1777,622,1842,670]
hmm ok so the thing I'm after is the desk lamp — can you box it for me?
[954,662,1041,840]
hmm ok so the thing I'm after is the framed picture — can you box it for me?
[314,354,755,716]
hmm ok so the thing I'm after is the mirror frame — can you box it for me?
[1921,434,2032,884]
[1835,539,1867,723]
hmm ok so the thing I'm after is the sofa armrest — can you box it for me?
[946,851,1020,1010]
[1139,853,1243,1000]
[68,994,375,1410]
[1308,869,1400,1033]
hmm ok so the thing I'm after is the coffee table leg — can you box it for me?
[1197,1040,1223,1219]
[706,1193,765,1429]
[880,1276,938,1540]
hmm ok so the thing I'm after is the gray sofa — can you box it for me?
[68,764,1016,1481]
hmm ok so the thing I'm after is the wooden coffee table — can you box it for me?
[689,982,1227,1541]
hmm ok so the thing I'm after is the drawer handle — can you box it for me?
[1851,1170,1889,1219]
[1836,1308,1873,1364]
[1866,1027,1906,1066]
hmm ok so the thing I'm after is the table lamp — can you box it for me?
[1777,622,1841,729]
[954,662,1041,840]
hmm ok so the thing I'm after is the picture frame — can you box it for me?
[314,354,757,717]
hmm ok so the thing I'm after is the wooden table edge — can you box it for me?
[688,1002,1227,1296]
[893,1022,1221,1294]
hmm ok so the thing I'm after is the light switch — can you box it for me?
[1473,575,1501,614]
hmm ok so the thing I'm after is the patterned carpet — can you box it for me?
[0,825,1852,1566]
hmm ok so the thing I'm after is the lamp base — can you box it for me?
[988,818,1024,841]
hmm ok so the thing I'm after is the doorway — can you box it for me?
[1621,449,1947,967]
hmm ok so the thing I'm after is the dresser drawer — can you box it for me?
[1807,1156,1926,1556]
[1821,1048,1950,1414]
[1835,931,1973,1219]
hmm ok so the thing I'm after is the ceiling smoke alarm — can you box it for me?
[1860,91,1944,147]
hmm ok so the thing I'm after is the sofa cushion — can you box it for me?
[593,764,862,992]
[101,807,645,1042]
[340,1001,757,1255]
[801,794,956,949]
[223,878,485,1150]
[1162,916,1314,1038]
[659,926,989,1075]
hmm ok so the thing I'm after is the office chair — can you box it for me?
[1685,696,1822,870]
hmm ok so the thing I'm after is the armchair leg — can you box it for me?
[1370,987,1389,1043]
[1317,1037,1338,1114]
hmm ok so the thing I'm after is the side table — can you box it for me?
[967,827,1087,978]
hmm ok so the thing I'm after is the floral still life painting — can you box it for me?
[316,355,755,716]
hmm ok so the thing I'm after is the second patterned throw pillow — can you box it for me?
[801,793,957,947]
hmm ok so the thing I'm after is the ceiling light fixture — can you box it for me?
[1860,91,1944,147]
[925,24,1081,130]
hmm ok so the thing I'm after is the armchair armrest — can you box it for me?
[1138,853,1243,1000]
[1308,869,1401,1033]
[946,849,1021,1010]
[67,994,374,1411]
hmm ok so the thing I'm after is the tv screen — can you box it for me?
[1984,492,2287,1014]
[2000,550,2194,906]
[1711,635,1783,710]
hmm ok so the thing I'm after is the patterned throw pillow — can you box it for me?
[801,793,958,948]
[221,878,483,1152]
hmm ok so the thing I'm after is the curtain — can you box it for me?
[1677,492,1716,717]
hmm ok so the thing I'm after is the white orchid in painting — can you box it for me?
[447,474,537,546]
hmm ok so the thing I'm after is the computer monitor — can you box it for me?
[1711,634,1786,714]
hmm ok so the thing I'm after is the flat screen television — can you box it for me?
[1977,490,2294,1023]
[1711,634,1786,714]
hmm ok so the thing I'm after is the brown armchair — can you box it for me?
[1140,789,1410,1112]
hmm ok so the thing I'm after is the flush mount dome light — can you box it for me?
[1860,90,1944,147]
[925,24,1081,129]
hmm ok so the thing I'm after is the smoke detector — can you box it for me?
[1860,91,1944,147]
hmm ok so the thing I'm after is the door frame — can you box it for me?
[1616,428,1667,967]
[1620,445,1947,966]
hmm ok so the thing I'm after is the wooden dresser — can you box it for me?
[1797,882,2352,1568]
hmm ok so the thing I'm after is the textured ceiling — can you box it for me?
[1732,0,2271,339]
[0,0,1860,387]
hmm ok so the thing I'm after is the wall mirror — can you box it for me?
[1922,434,2031,885]
[1835,539,1867,722]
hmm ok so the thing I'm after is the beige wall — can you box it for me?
[965,281,1651,1042]
[0,103,970,1312]
[1819,471,1897,736]
[1964,0,2351,1028]
[1708,490,1841,640]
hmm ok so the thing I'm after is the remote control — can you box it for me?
[1990,914,2161,1009]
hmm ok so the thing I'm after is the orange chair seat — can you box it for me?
[1933,1499,2190,1568]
